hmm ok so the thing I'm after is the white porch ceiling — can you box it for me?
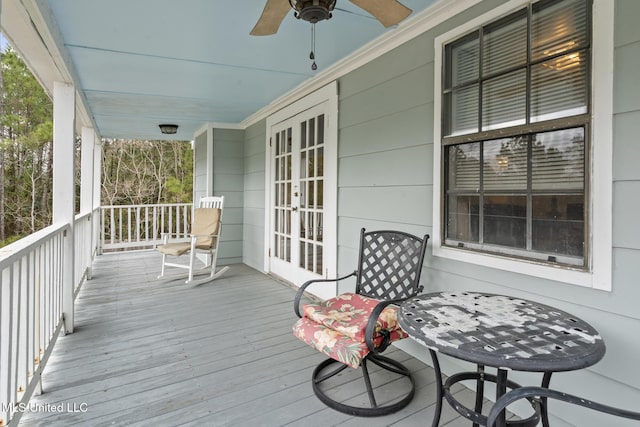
[9,0,438,141]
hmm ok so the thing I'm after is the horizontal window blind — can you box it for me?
[531,0,589,62]
[482,70,526,130]
[482,10,527,75]
[532,128,585,190]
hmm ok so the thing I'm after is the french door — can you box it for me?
[269,103,333,289]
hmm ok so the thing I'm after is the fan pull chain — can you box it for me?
[310,23,317,71]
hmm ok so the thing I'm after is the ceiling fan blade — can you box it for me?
[349,0,412,27]
[250,0,291,36]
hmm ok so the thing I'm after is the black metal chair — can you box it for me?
[293,228,429,416]
[486,386,640,427]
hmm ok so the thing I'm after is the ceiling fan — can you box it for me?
[250,0,413,36]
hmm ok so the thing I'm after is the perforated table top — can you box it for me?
[399,292,606,372]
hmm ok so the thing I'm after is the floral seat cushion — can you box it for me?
[292,293,408,369]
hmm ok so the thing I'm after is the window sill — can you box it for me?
[433,244,596,288]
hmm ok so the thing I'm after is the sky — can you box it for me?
[1,32,9,51]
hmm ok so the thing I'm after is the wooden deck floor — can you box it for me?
[18,251,479,427]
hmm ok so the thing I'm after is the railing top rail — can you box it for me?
[0,222,69,269]
[101,203,192,209]
[75,211,93,223]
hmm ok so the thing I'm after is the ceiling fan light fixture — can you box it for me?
[159,124,178,134]
[289,0,336,23]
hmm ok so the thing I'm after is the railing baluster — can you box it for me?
[184,205,189,238]
[16,259,26,403]
[161,206,166,237]
[1,268,9,424]
[7,265,16,417]
[153,206,158,245]
[169,206,174,240]
[100,208,105,252]
[110,208,115,245]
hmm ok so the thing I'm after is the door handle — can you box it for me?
[292,206,298,212]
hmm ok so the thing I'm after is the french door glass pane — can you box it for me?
[300,151,306,179]
[317,115,324,145]
[317,147,324,177]
[316,245,323,275]
[317,180,323,208]
[483,195,526,248]
[532,195,584,257]
[316,212,323,242]
[447,195,480,242]
[483,137,528,191]
[532,128,584,190]
[308,149,315,177]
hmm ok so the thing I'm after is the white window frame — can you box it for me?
[432,0,613,290]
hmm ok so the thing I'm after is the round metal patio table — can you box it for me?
[398,291,606,427]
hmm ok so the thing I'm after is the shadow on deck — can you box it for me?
[19,251,476,426]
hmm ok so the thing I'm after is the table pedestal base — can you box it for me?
[429,350,543,427]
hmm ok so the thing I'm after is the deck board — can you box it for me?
[18,251,471,427]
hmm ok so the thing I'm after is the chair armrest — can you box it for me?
[486,387,640,427]
[160,232,181,244]
[293,271,356,318]
[364,300,398,353]
[364,293,416,353]
[189,233,218,238]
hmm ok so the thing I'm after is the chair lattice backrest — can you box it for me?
[355,229,428,301]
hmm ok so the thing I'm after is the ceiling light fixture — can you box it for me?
[159,124,178,134]
[289,0,336,23]
[290,0,336,71]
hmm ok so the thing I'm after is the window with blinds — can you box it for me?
[442,0,590,267]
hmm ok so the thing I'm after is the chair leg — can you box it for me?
[311,354,415,417]
[158,253,167,279]
[187,250,195,284]
[361,359,378,408]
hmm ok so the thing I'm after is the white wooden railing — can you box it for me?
[0,210,98,426]
[1,203,185,425]
[74,209,100,295]
[100,203,192,252]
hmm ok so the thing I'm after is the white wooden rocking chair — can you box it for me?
[156,196,229,285]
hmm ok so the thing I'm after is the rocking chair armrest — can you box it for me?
[293,271,357,318]
[487,386,640,426]
[159,232,182,244]
[189,232,218,238]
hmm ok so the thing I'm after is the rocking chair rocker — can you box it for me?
[293,228,429,416]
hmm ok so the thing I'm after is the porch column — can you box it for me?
[80,126,96,278]
[80,126,95,214]
[52,81,76,334]
[93,135,102,255]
